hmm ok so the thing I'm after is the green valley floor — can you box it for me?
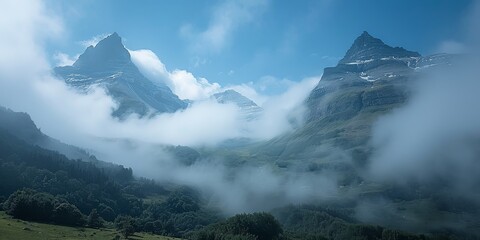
[0,211,180,240]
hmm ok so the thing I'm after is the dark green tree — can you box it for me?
[115,215,136,239]
[87,208,104,228]
[4,189,55,222]
[53,202,86,226]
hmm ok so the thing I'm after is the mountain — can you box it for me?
[54,33,187,118]
[306,31,456,122]
[249,32,456,169]
[213,90,263,120]
[0,106,144,176]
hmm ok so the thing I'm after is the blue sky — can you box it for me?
[47,0,472,93]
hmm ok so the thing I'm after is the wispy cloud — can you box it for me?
[78,33,109,48]
[181,0,269,53]
[53,52,77,66]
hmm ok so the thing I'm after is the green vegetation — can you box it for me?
[0,211,179,240]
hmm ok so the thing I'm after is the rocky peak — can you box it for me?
[73,32,131,71]
[339,31,420,64]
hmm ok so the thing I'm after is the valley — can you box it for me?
[1,1,479,239]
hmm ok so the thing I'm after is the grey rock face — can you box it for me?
[306,31,454,121]
[339,31,420,65]
[54,33,187,118]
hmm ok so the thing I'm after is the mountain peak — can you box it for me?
[213,90,262,120]
[339,31,420,64]
[360,31,373,38]
[214,90,259,107]
[98,32,122,46]
[73,32,130,70]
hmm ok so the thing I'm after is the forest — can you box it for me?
[0,127,462,240]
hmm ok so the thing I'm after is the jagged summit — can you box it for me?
[73,32,130,71]
[339,31,420,64]
[214,90,258,107]
[214,90,262,120]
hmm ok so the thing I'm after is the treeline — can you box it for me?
[0,129,220,237]
[0,129,154,219]
[3,189,87,227]
[1,187,220,238]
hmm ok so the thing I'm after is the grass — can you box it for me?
[0,211,181,240]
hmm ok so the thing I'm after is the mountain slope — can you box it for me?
[54,33,187,118]
[0,106,93,161]
[0,106,144,178]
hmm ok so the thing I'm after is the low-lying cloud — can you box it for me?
[130,49,221,101]
[368,1,480,206]
[0,0,328,214]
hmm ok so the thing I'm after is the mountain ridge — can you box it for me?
[213,89,263,120]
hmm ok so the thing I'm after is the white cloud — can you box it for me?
[170,70,221,100]
[128,47,319,140]
[129,49,221,100]
[181,0,269,53]
[368,1,480,201]
[0,0,62,80]
[79,33,109,48]
[128,49,170,82]
[53,52,77,66]
[246,76,319,139]
[0,0,342,215]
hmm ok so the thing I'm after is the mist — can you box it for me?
[0,0,340,215]
[4,0,480,223]
[356,3,480,232]
[367,4,480,202]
